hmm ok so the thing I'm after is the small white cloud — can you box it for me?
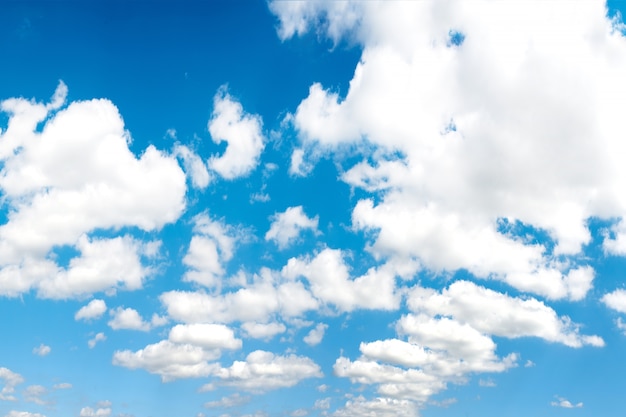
[108,307,151,331]
[551,396,583,408]
[290,409,308,417]
[204,393,251,409]
[52,383,72,390]
[241,322,286,340]
[478,378,496,387]
[266,206,319,250]
[88,333,106,349]
[602,289,626,314]
[79,406,111,417]
[32,344,51,357]
[0,367,24,401]
[303,323,328,346]
[75,299,107,321]
[316,384,329,393]
[524,360,536,368]
[208,87,265,179]
[174,144,211,189]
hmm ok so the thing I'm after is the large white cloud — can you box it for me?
[208,88,265,179]
[0,83,186,298]
[269,0,626,302]
[406,281,603,348]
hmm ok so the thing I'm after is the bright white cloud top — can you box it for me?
[2,1,626,417]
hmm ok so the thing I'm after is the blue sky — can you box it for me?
[2,1,626,417]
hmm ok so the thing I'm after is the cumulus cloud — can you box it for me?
[0,82,186,298]
[112,340,221,382]
[551,396,583,408]
[108,307,152,332]
[213,350,322,393]
[268,0,626,305]
[208,87,265,179]
[32,344,50,357]
[79,406,112,417]
[174,144,211,189]
[182,213,236,288]
[602,289,626,313]
[303,323,328,346]
[88,333,106,349]
[4,412,46,417]
[161,267,318,324]
[332,396,418,417]
[241,322,287,340]
[75,299,107,321]
[265,206,319,249]
[168,324,242,350]
[0,367,24,401]
[406,281,604,348]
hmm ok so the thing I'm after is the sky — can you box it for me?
[2,1,626,416]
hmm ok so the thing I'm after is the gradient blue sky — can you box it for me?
[2,1,626,417]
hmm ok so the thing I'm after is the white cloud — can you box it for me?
[79,406,112,417]
[204,393,251,409]
[4,412,46,417]
[551,396,583,408]
[161,268,318,324]
[303,323,328,346]
[52,383,72,390]
[0,367,24,401]
[32,344,50,356]
[108,307,152,331]
[36,235,159,299]
[332,396,418,417]
[183,213,236,288]
[75,299,107,321]
[478,378,496,387]
[174,144,211,189]
[208,88,265,179]
[268,0,626,304]
[602,289,626,313]
[88,333,106,349]
[282,248,400,311]
[241,322,286,340]
[169,324,242,350]
[112,340,220,382]
[265,206,319,249]
[406,281,604,348]
[213,350,322,393]
[23,385,49,405]
[0,83,186,298]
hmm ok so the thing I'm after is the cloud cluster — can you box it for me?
[0,83,186,299]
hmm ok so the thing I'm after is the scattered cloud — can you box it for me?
[88,333,106,349]
[75,299,107,321]
[303,323,328,346]
[0,367,24,401]
[32,344,51,357]
[551,396,583,408]
[108,307,151,332]
[79,406,112,417]
[602,289,626,313]
[266,206,319,249]
[208,87,265,179]
[204,393,251,409]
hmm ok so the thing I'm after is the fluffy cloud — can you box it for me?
[213,350,322,392]
[4,412,46,417]
[241,322,286,340]
[332,396,418,417]
[162,268,318,324]
[303,323,328,346]
[601,289,626,313]
[108,307,152,331]
[79,407,112,417]
[265,206,319,249]
[208,88,265,179]
[88,333,106,349]
[0,367,24,401]
[174,144,211,189]
[268,0,626,305]
[183,213,236,288]
[75,299,107,321]
[282,248,400,311]
[0,83,186,298]
[168,324,242,350]
[406,281,604,347]
[32,344,50,357]
[551,396,583,408]
[204,393,251,409]
[112,340,221,382]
